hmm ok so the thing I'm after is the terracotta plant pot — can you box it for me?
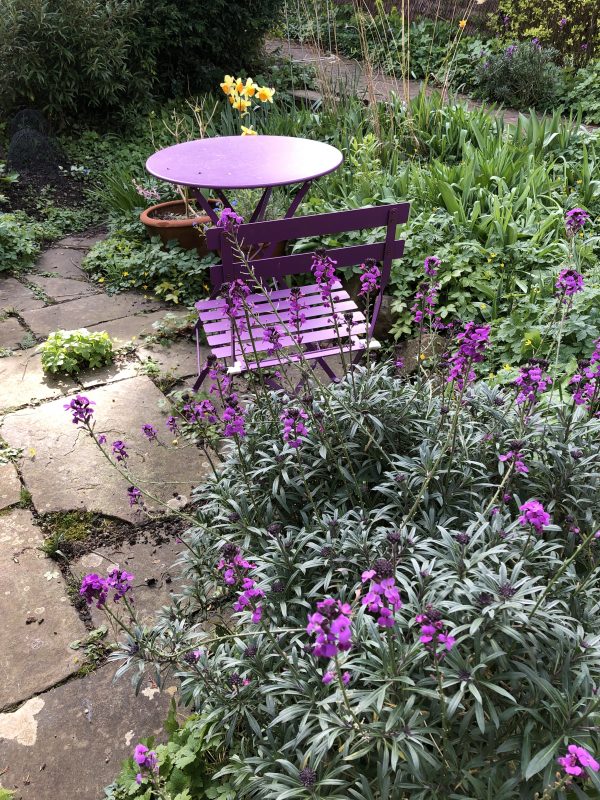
[140,199,218,257]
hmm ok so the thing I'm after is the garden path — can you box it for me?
[0,233,210,799]
[268,37,599,130]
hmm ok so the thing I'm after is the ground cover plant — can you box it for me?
[67,228,600,798]
[39,328,114,375]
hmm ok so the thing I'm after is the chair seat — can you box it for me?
[195,280,372,372]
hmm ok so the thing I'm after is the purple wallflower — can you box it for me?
[133,744,158,784]
[64,395,95,426]
[411,280,440,328]
[233,578,265,623]
[558,17,567,28]
[263,325,282,354]
[166,415,179,433]
[447,322,491,389]
[558,745,599,777]
[97,434,107,445]
[217,546,263,621]
[107,567,134,601]
[111,440,129,462]
[288,287,307,332]
[216,207,244,232]
[127,486,143,506]
[220,279,251,327]
[513,362,552,405]
[141,424,158,441]
[556,268,584,298]
[358,259,381,296]
[222,395,246,437]
[570,340,600,415]
[307,597,352,658]
[505,44,517,57]
[311,251,338,300]
[565,208,590,236]
[80,573,109,608]
[519,499,550,533]
[415,606,455,658]
[361,568,402,628]
[281,407,309,448]
[424,255,441,277]
[498,450,528,474]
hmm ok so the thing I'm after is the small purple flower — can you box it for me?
[311,251,338,300]
[558,744,599,777]
[97,434,107,445]
[558,17,567,28]
[107,567,134,601]
[415,607,455,658]
[233,577,265,623]
[519,499,550,533]
[111,440,129,462]
[570,339,600,415]
[556,268,584,298]
[222,396,246,438]
[64,395,95,426]
[565,208,590,236]
[514,362,552,405]
[581,42,588,51]
[322,671,334,684]
[166,415,179,433]
[360,568,402,628]
[505,44,517,57]
[263,325,282,354]
[424,255,441,277]
[133,744,158,772]
[499,450,528,474]
[307,597,352,658]
[216,207,244,231]
[288,287,307,338]
[447,322,491,390]
[281,407,309,448]
[141,423,158,441]
[531,37,541,50]
[358,259,381,296]
[80,574,109,608]
[127,486,142,506]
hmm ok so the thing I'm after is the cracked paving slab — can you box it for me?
[0,375,210,522]
[0,351,78,411]
[0,462,21,509]
[0,664,177,800]
[0,509,87,710]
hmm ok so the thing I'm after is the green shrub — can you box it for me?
[0,212,40,271]
[105,358,600,798]
[82,232,216,305]
[475,40,564,109]
[0,0,285,122]
[39,329,114,375]
[495,0,598,66]
[565,60,600,124]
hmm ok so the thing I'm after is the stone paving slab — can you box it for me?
[0,664,177,800]
[78,357,140,388]
[21,293,165,338]
[87,309,187,345]
[27,276,99,302]
[0,376,210,522]
[0,277,46,314]
[31,247,87,281]
[0,316,26,350]
[0,509,87,710]
[0,352,77,411]
[73,535,184,628]
[137,339,206,381]
[0,462,21,509]
[56,233,106,250]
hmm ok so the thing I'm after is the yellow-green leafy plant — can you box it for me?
[39,329,114,375]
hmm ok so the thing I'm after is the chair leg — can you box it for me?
[316,357,340,383]
[192,366,209,393]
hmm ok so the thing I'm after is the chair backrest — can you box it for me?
[205,203,410,309]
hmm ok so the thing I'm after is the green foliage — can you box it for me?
[0,0,285,121]
[110,364,600,798]
[494,0,598,66]
[0,212,40,271]
[39,329,114,375]
[82,231,216,305]
[474,41,564,110]
[565,60,600,124]
[105,708,234,800]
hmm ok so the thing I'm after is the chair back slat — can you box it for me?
[240,240,405,283]
[205,202,410,250]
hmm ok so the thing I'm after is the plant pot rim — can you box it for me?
[140,199,213,229]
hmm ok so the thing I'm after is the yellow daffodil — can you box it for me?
[241,78,257,98]
[220,74,235,95]
[232,97,252,114]
[241,125,258,136]
[459,19,467,29]
[235,77,245,94]
[228,94,235,105]
[257,86,275,103]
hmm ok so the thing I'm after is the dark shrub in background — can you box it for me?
[0,0,283,124]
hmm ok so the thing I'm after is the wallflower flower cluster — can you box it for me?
[570,338,600,416]
[519,499,551,533]
[557,744,599,777]
[281,407,309,448]
[80,568,134,608]
[447,322,491,390]
[307,597,353,658]
[133,743,158,785]
[217,544,263,623]
[311,251,338,300]
[415,606,456,657]
[358,259,381,296]
[361,560,403,628]
[513,361,552,406]
[565,208,590,237]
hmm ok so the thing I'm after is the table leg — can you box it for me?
[284,180,312,218]
[250,187,272,222]
[190,187,219,225]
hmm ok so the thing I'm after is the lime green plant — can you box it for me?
[39,329,114,375]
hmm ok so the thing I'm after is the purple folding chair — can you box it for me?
[192,202,410,391]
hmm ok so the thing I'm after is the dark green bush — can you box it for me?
[475,40,564,109]
[0,0,284,122]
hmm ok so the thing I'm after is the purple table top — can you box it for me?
[145,135,343,190]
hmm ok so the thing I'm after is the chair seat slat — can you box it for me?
[206,309,365,345]
[211,322,368,358]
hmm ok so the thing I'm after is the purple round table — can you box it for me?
[145,135,343,224]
